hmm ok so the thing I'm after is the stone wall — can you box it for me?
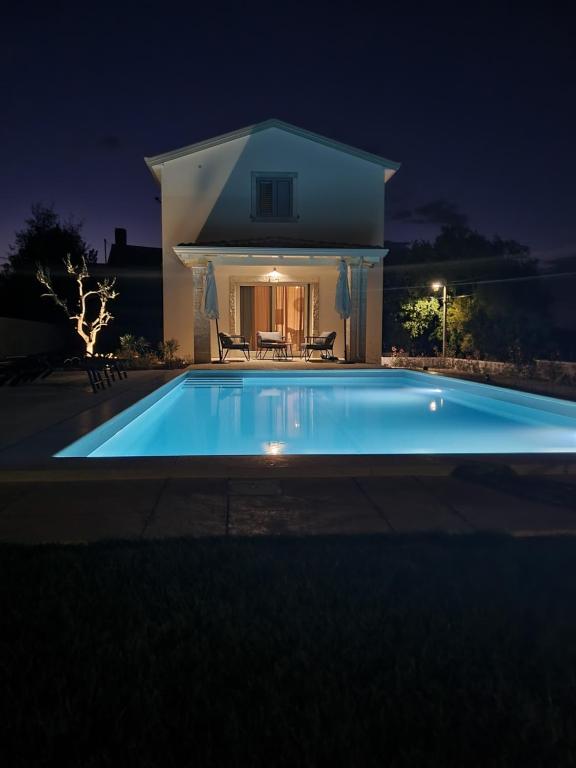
[0,317,66,357]
[381,356,576,384]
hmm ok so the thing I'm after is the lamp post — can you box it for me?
[432,281,447,358]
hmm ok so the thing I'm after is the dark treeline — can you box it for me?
[383,225,571,362]
[0,205,98,329]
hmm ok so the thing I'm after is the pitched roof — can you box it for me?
[145,119,400,180]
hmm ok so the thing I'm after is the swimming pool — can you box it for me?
[56,370,576,458]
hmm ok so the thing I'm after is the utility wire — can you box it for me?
[383,270,576,292]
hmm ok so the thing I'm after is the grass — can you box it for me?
[3,534,576,767]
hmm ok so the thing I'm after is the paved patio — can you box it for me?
[0,364,575,544]
[1,473,575,544]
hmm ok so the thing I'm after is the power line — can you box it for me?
[384,270,576,292]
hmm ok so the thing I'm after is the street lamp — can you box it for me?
[432,281,447,358]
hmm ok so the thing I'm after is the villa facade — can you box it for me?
[145,119,400,363]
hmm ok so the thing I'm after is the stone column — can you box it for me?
[192,265,211,363]
[365,258,384,364]
[349,262,367,362]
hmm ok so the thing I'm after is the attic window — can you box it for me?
[251,173,297,222]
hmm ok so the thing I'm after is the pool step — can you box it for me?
[183,376,244,388]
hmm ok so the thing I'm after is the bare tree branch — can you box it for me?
[36,263,71,317]
[36,253,118,355]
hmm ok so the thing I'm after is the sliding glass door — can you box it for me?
[240,285,271,349]
[274,284,306,349]
[240,284,309,350]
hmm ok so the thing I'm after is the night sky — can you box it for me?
[2,1,575,264]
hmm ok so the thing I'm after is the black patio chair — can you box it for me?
[218,333,250,361]
[256,331,287,359]
[63,355,128,393]
[301,331,337,361]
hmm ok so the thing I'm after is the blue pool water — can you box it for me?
[56,370,576,457]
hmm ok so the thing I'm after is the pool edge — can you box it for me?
[1,453,575,483]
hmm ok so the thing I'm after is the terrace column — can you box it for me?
[192,265,211,363]
[349,263,367,362]
[365,258,384,364]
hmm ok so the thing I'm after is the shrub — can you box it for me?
[157,339,180,367]
[118,334,151,359]
[117,335,187,370]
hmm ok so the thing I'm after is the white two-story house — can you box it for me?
[145,119,400,363]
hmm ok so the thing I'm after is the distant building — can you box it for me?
[107,227,162,272]
[102,228,163,348]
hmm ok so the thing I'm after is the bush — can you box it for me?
[116,334,158,369]
[116,335,188,370]
[157,339,180,368]
[118,334,151,359]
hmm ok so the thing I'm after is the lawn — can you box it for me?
[3,534,576,767]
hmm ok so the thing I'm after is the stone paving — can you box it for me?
[0,369,180,460]
[0,474,575,544]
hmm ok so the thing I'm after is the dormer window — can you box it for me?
[251,172,297,222]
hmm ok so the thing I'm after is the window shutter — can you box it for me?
[254,175,295,219]
[258,181,274,217]
[275,179,292,217]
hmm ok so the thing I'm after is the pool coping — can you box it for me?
[1,453,575,483]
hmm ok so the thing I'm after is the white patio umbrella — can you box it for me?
[203,261,222,361]
[335,259,352,362]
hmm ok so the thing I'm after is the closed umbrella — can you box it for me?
[335,260,351,362]
[203,261,222,361]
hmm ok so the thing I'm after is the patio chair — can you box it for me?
[301,331,337,361]
[62,355,128,394]
[256,331,288,359]
[218,332,250,361]
[87,357,127,387]
[3,354,54,386]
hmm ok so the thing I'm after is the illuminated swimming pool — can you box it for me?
[56,370,576,457]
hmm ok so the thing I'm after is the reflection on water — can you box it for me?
[86,375,576,457]
[263,441,286,455]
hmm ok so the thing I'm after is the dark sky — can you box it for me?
[2,1,575,264]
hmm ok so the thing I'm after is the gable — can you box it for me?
[145,119,400,182]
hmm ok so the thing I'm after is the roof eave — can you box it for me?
[144,161,162,184]
[173,245,389,266]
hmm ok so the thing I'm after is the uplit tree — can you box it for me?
[400,296,441,344]
[36,254,118,356]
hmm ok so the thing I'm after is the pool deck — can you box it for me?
[0,363,575,544]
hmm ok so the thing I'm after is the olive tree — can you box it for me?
[37,254,118,356]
